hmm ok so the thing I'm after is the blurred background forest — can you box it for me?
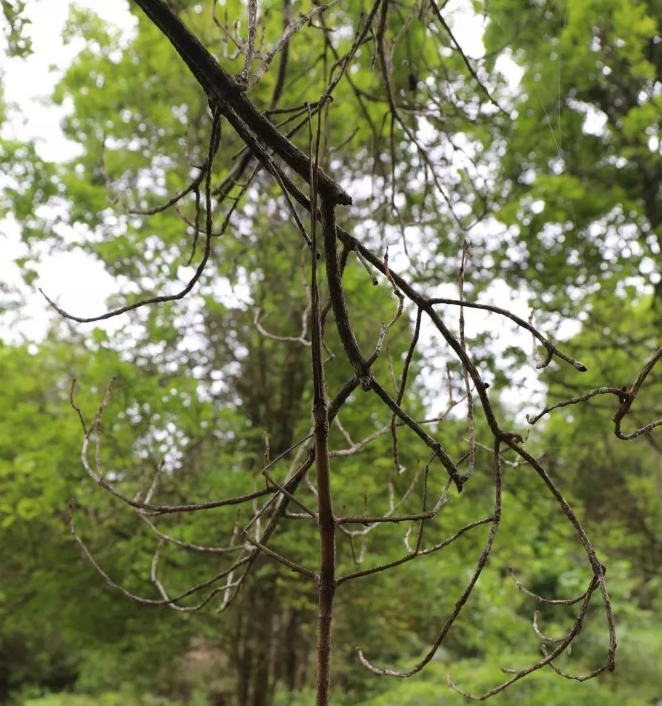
[1,0,662,704]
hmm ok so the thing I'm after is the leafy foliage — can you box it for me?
[2,0,662,705]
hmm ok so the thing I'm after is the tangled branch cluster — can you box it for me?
[41,0,662,701]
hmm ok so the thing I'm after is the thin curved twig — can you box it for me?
[356,439,503,675]
[40,106,223,324]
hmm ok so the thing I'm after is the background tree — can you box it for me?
[4,0,662,704]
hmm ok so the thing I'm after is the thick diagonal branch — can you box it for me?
[131,0,351,207]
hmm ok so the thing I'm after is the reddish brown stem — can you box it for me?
[308,109,335,701]
[314,399,335,706]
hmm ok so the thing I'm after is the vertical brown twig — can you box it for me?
[309,104,335,706]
